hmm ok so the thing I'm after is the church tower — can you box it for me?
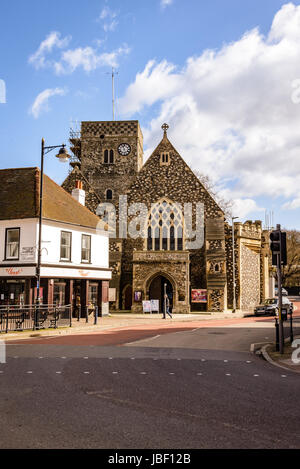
[71,120,143,203]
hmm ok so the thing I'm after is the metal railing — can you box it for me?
[0,304,72,333]
[274,311,300,351]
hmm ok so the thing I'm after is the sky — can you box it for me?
[1,0,300,229]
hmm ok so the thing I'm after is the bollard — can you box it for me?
[275,317,279,352]
[86,306,89,323]
[94,306,98,325]
[69,305,72,328]
[77,305,81,322]
[290,311,294,344]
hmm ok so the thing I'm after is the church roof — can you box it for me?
[128,124,224,215]
[0,167,101,229]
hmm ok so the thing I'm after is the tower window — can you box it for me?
[106,189,113,200]
[104,149,114,164]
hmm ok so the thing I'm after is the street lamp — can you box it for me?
[35,139,70,329]
[232,216,239,313]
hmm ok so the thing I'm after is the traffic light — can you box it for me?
[270,230,287,266]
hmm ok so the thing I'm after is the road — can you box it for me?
[0,314,299,449]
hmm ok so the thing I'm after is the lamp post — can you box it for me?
[35,139,70,329]
[232,216,239,313]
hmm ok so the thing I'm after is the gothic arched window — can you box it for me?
[147,199,184,251]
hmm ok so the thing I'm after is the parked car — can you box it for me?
[274,287,288,296]
[254,297,293,317]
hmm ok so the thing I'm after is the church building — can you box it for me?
[62,120,271,314]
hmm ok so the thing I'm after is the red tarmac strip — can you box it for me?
[8,307,300,347]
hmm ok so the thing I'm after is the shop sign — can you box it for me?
[20,247,35,261]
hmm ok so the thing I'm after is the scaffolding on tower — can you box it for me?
[69,119,82,171]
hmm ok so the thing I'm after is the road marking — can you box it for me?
[169,373,175,375]
[56,372,62,374]
[226,373,231,376]
[84,372,90,375]
[83,357,89,360]
[253,374,259,377]
[224,360,228,363]
[61,357,67,359]
[197,373,203,376]
[140,372,147,375]
[201,359,206,362]
[246,361,251,363]
[281,375,287,378]
[112,372,118,375]
[130,358,135,360]
[26,371,33,374]
[177,358,181,361]
[38,357,44,359]
[109,357,113,360]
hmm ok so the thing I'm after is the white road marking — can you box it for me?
[197,373,203,376]
[140,372,147,375]
[226,373,231,376]
[224,360,228,363]
[112,372,118,374]
[254,374,259,377]
[56,372,62,374]
[84,372,90,375]
[281,375,287,378]
[26,371,33,374]
[169,373,175,375]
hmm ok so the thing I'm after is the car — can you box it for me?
[254,297,293,317]
[275,287,288,296]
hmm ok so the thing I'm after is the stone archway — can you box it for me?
[146,271,176,313]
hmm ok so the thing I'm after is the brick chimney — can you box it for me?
[71,180,85,206]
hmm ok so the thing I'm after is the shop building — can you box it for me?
[0,168,111,315]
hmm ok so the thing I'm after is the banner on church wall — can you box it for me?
[191,289,207,303]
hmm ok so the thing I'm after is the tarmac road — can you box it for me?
[0,314,299,449]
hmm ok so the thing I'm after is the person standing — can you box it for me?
[163,293,172,319]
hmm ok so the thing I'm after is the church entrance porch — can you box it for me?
[149,275,173,313]
[131,251,190,314]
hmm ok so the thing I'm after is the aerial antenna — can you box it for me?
[106,67,118,121]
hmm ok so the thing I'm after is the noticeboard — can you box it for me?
[191,289,207,303]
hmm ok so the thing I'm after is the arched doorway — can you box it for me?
[122,284,132,310]
[148,275,173,313]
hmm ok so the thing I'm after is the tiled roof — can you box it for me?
[0,167,101,229]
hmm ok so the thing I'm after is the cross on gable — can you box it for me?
[161,123,169,135]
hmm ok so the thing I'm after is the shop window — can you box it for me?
[54,281,66,306]
[60,231,72,261]
[5,228,20,259]
[81,234,91,263]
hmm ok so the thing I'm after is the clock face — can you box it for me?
[118,143,131,156]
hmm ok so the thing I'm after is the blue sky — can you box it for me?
[1,0,300,228]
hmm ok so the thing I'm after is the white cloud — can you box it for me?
[55,44,130,74]
[29,31,129,75]
[161,0,173,8]
[29,31,71,69]
[119,3,300,215]
[29,88,67,119]
[98,6,118,32]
